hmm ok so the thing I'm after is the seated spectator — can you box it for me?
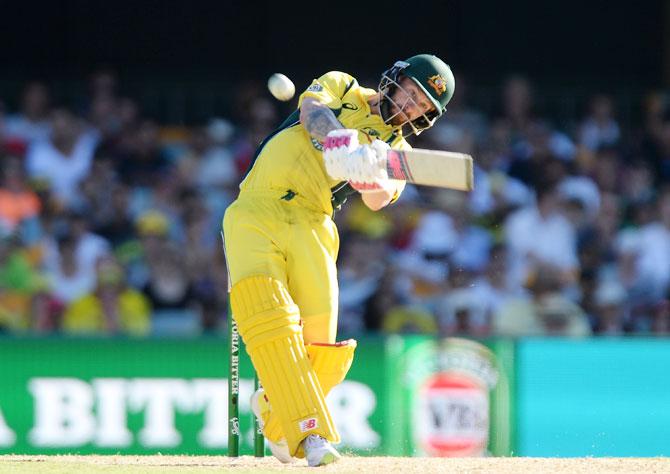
[0,155,41,232]
[494,264,592,337]
[431,189,493,272]
[614,189,670,304]
[125,210,173,289]
[25,107,98,209]
[393,225,450,316]
[437,287,490,338]
[116,120,171,188]
[0,229,46,331]
[79,145,120,227]
[578,94,621,152]
[141,240,200,335]
[468,139,533,219]
[590,145,622,194]
[591,279,628,335]
[92,183,136,248]
[471,244,527,317]
[45,233,96,306]
[42,210,111,278]
[192,119,238,189]
[504,182,578,289]
[62,258,150,335]
[338,233,387,335]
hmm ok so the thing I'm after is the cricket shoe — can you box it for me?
[250,389,295,463]
[303,434,342,467]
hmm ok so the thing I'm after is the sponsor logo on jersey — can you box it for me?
[427,75,448,96]
[342,102,358,110]
[306,83,323,92]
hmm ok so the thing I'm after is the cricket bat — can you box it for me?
[385,149,474,191]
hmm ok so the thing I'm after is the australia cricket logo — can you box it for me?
[427,74,447,96]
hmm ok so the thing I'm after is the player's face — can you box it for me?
[389,77,435,125]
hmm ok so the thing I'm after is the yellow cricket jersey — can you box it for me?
[239,71,410,215]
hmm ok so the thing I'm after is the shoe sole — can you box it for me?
[311,452,341,467]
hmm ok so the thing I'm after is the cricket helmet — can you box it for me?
[379,54,455,135]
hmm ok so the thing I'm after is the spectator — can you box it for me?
[614,189,670,305]
[578,94,621,152]
[45,234,96,307]
[0,155,41,232]
[437,267,491,338]
[504,182,579,289]
[471,243,527,317]
[42,210,111,278]
[25,107,98,208]
[116,119,171,188]
[338,233,387,335]
[92,183,135,249]
[62,257,151,335]
[0,229,46,331]
[494,264,592,337]
[430,189,493,273]
[79,145,123,234]
[590,145,623,194]
[591,279,628,335]
[141,248,200,335]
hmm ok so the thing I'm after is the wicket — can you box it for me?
[227,307,265,457]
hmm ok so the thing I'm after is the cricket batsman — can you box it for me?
[222,54,454,466]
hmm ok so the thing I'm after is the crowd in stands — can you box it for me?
[0,70,669,338]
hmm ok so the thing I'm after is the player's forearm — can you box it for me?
[300,98,344,142]
[360,182,401,211]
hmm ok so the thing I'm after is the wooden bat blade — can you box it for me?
[386,149,474,191]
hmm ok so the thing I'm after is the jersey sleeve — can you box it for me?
[298,71,357,109]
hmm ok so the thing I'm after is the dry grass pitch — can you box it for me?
[1,455,670,474]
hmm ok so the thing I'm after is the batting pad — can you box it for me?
[260,339,358,453]
[231,276,339,455]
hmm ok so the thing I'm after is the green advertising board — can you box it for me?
[0,336,513,456]
[385,336,514,457]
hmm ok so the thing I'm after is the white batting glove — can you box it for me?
[348,139,390,193]
[323,131,390,191]
[323,129,359,181]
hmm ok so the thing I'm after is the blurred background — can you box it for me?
[1,0,670,458]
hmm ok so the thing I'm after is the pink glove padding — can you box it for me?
[349,180,385,192]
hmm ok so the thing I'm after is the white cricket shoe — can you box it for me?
[303,434,342,467]
[250,389,295,464]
